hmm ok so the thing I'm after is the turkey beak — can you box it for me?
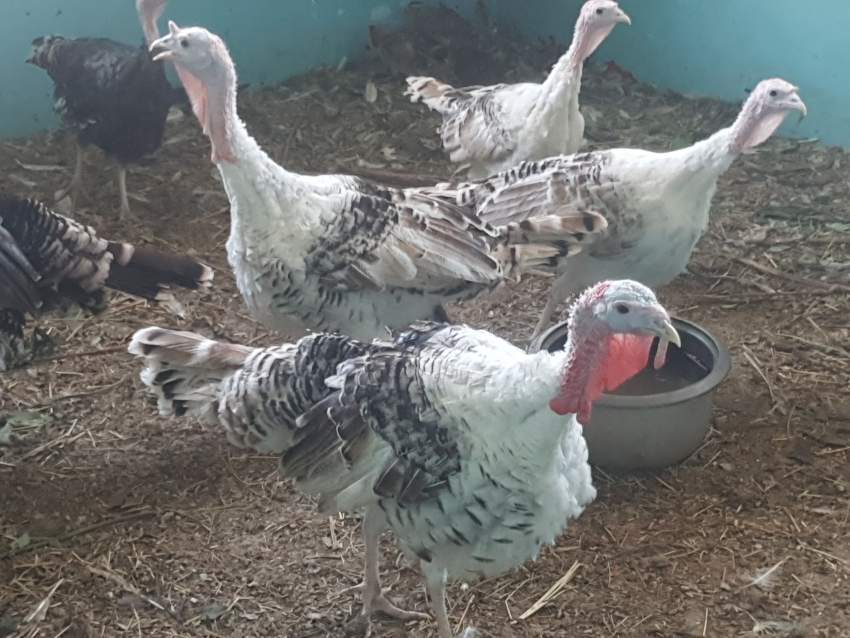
[149,35,174,62]
[650,315,680,370]
[615,8,631,25]
[659,319,681,348]
[790,90,807,118]
[150,21,181,61]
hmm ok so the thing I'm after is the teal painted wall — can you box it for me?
[490,0,846,147]
[0,0,469,139]
[8,1,845,146]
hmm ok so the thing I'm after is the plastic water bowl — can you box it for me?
[529,318,731,471]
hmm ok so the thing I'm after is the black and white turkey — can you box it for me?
[406,0,630,178]
[26,0,183,219]
[129,279,679,637]
[435,78,807,341]
[147,22,609,342]
[0,194,213,370]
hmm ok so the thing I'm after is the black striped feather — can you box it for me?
[133,321,470,510]
[305,181,505,293]
[405,76,515,164]
[0,195,212,343]
[282,325,464,506]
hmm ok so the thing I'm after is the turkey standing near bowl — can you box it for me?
[129,279,679,638]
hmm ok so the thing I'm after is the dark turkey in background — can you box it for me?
[26,0,185,219]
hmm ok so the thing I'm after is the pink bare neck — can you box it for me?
[729,95,789,154]
[566,15,615,68]
[176,40,238,163]
[136,0,166,47]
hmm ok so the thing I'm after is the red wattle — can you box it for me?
[549,396,573,415]
[585,334,653,403]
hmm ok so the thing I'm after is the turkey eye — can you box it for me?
[614,303,629,314]
[180,38,190,48]
[769,90,777,97]
[596,8,603,14]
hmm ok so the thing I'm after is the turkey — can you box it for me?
[128,279,680,637]
[0,194,213,370]
[26,0,182,219]
[405,0,630,179]
[435,78,807,341]
[147,23,608,341]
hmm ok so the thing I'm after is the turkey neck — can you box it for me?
[663,126,739,190]
[666,93,790,186]
[529,17,606,129]
[528,43,583,132]
[548,298,609,423]
[462,346,574,473]
[206,66,312,246]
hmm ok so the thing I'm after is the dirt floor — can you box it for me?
[2,15,850,638]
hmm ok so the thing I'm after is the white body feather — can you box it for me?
[408,51,585,180]
[220,127,477,339]
[560,132,735,290]
[325,328,596,580]
[455,127,738,304]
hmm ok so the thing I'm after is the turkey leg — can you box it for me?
[529,273,576,346]
[529,272,576,343]
[117,165,131,220]
[56,143,86,205]
[358,506,430,632]
[424,567,452,638]
[423,566,478,638]
[530,292,560,345]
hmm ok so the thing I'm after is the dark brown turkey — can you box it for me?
[0,194,213,370]
[26,0,182,219]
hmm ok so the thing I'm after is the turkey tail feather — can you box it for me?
[0,194,212,312]
[0,226,42,313]
[128,327,252,418]
[105,244,213,301]
[497,210,608,277]
[405,76,457,113]
[502,211,607,245]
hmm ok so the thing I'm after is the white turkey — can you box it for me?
[435,78,807,341]
[0,194,213,370]
[27,0,183,219]
[128,279,680,637]
[405,0,630,179]
[147,23,607,341]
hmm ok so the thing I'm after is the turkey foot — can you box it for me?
[367,588,430,621]
[345,581,428,620]
[353,507,430,635]
[348,589,430,638]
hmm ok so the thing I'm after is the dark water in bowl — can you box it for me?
[544,331,713,397]
[613,341,710,396]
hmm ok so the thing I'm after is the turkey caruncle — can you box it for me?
[147,20,609,342]
[27,0,185,219]
[129,279,680,638]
